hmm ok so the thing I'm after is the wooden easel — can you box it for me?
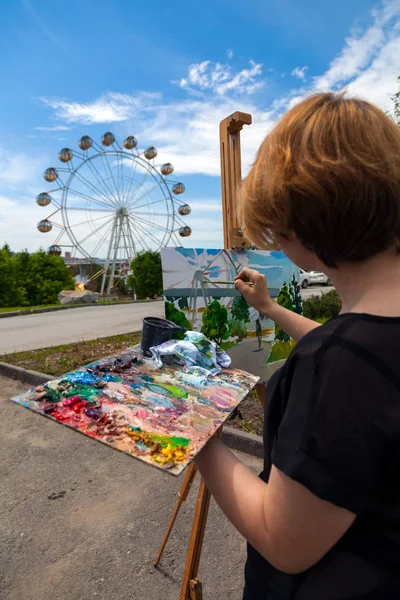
[154,111,262,599]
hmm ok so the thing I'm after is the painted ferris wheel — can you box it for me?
[36,132,192,294]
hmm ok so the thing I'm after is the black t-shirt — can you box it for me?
[244,313,400,600]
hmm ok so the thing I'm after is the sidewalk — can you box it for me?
[0,377,262,600]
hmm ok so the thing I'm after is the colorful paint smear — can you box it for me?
[11,349,259,475]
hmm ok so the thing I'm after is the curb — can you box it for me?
[0,362,55,386]
[222,426,264,458]
[1,363,263,458]
[0,298,162,319]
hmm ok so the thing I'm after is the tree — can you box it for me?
[231,295,251,323]
[0,249,26,307]
[14,250,75,305]
[391,76,400,125]
[274,282,293,342]
[290,274,303,315]
[1,243,12,256]
[129,251,163,300]
[201,300,231,346]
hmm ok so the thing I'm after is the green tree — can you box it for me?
[0,249,26,307]
[201,300,231,345]
[229,318,247,342]
[303,289,341,321]
[391,75,400,125]
[290,274,303,315]
[1,243,12,256]
[274,282,293,342]
[14,250,75,305]
[231,295,251,323]
[165,301,192,333]
[129,251,163,300]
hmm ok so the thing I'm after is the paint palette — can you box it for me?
[11,349,259,475]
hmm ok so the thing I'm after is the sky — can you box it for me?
[0,0,399,256]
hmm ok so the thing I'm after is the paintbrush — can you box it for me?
[211,280,255,287]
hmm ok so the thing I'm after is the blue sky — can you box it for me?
[1,0,399,255]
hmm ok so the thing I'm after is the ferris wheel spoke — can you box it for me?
[131,197,167,211]
[70,212,113,229]
[128,182,162,209]
[67,188,112,210]
[116,149,125,204]
[73,170,118,208]
[128,219,150,251]
[76,216,115,246]
[123,154,139,204]
[131,211,169,217]
[100,152,122,206]
[85,160,120,208]
[129,216,163,247]
[66,206,112,213]
[125,169,150,206]
[91,220,115,257]
[131,213,171,233]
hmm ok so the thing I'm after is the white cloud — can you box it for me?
[35,125,71,131]
[174,59,264,95]
[0,195,49,252]
[313,0,400,90]
[0,148,44,190]
[291,66,308,80]
[227,49,234,59]
[39,92,160,125]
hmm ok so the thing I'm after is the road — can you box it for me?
[1,376,262,600]
[0,301,164,355]
[0,287,333,355]
[301,285,334,300]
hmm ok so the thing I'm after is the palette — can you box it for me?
[11,348,259,475]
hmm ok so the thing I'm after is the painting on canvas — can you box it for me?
[161,248,302,380]
[12,348,259,476]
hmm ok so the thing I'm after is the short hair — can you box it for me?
[240,92,400,267]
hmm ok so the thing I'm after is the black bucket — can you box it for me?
[141,317,186,356]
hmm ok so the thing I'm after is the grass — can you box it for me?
[2,332,142,376]
[0,298,136,314]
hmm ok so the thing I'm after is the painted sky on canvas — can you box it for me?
[0,0,399,252]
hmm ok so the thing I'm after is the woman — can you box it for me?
[194,93,400,599]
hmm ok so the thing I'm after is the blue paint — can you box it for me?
[146,395,175,409]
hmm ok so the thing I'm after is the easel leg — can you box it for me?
[180,476,211,600]
[154,462,198,567]
[255,382,266,409]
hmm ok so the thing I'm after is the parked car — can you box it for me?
[300,269,332,289]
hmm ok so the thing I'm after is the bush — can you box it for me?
[128,251,162,300]
[0,248,75,308]
[303,289,341,321]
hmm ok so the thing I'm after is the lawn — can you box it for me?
[0,298,134,314]
[1,332,142,376]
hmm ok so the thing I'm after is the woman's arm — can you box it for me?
[195,438,355,574]
[235,267,320,342]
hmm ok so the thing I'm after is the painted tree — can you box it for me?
[274,281,293,342]
[201,300,231,346]
[231,294,251,323]
[290,274,303,315]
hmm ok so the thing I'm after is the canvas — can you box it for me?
[11,348,259,476]
[161,248,302,380]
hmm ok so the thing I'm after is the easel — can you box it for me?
[154,112,264,599]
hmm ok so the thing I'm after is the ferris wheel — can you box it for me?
[36,132,192,294]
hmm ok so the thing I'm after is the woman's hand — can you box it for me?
[234,267,274,316]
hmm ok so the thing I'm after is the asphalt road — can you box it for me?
[0,287,333,355]
[301,285,334,300]
[1,376,263,600]
[0,302,164,355]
